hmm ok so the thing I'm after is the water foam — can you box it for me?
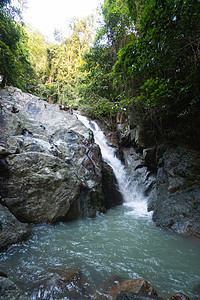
[77,114,151,218]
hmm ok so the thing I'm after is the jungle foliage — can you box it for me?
[27,17,94,105]
[0,0,35,90]
[80,0,200,142]
[1,0,199,143]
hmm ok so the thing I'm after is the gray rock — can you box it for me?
[0,204,31,251]
[143,147,156,171]
[102,161,123,209]
[148,145,200,237]
[122,147,156,197]
[2,153,81,223]
[0,87,107,224]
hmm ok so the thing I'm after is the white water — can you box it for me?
[77,114,151,218]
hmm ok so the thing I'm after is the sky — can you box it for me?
[20,0,103,41]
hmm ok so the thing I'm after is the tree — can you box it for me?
[0,0,11,8]
[114,0,200,139]
[0,0,35,90]
[26,27,48,82]
[31,17,94,104]
[78,0,137,118]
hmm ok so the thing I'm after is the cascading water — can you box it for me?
[77,114,150,217]
[0,115,200,299]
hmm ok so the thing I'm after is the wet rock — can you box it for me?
[102,162,123,209]
[95,278,158,299]
[94,276,122,299]
[149,145,200,237]
[0,270,8,278]
[0,87,107,224]
[122,147,156,197]
[0,204,31,251]
[0,276,29,299]
[117,120,155,150]
[169,292,190,300]
[143,147,157,172]
[115,292,163,300]
[27,266,93,300]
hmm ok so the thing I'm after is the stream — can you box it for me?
[0,115,200,299]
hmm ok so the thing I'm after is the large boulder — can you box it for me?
[102,161,123,209]
[148,144,200,237]
[94,278,158,299]
[0,86,108,224]
[0,204,31,251]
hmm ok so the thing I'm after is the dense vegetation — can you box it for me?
[0,0,200,145]
[80,0,200,145]
[0,0,35,89]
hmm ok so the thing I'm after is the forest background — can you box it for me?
[0,0,199,147]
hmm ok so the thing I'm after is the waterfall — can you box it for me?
[77,114,151,218]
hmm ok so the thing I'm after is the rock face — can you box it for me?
[122,147,156,200]
[102,161,123,209]
[148,145,200,237]
[0,204,31,251]
[0,86,114,224]
[116,111,200,237]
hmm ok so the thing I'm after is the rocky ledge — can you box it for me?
[147,144,200,237]
[0,86,122,250]
[116,111,200,237]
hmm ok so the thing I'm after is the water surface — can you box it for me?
[1,205,200,299]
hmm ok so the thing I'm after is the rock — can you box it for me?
[133,125,155,149]
[149,145,200,237]
[143,147,157,171]
[27,265,92,300]
[94,276,122,299]
[2,152,81,223]
[95,278,158,299]
[0,276,29,299]
[122,147,156,197]
[0,270,8,278]
[115,292,163,300]
[147,187,157,212]
[102,162,123,209]
[0,204,31,251]
[0,87,110,224]
[169,292,190,300]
